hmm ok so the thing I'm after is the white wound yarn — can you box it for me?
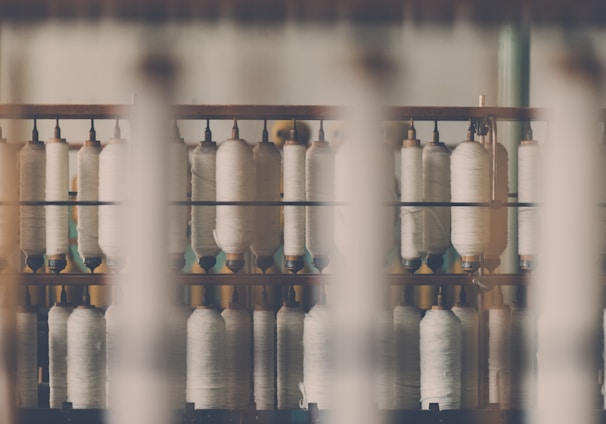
[401,143,424,260]
[303,304,334,410]
[277,305,304,409]
[393,304,421,409]
[77,142,102,261]
[46,140,69,257]
[451,141,490,258]
[305,141,335,260]
[186,307,225,409]
[420,308,461,410]
[191,141,220,260]
[488,306,511,407]
[423,143,451,255]
[105,303,119,407]
[222,307,252,409]
[283,143,306,257]
[67,307,106,408]
[510,307,537,409]
[167,139,189,261]
[99,138,129,264]
[253,308,276,410]
[19,142,46,257]
[485,142,509,261]
[215,137,255,255]
[16,309,38,408]
[48,304,73,408]
[518,140,540,258]
[168,304,189,409]
[374,309,394,410]
[251,142,281,259]
[451,305,479,409]
[0,140,18,260]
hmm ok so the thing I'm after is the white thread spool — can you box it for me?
[167,123,189,271]
[222,305,252,409]
[67,306,106,408]
[105,303,119,407]
[167,304,189,409]
[484,137,509,271]
[419,307,461,410]
[98,123,129,270]
[303,303,334,410]
[0,133,18,263]
[283,122,306,273]
[401,123,424,272]
[186,307,225,409]
[19,126,46,272]
[488,299,511,407]
[215,120,255,273]
[251,124,281,272]
[46,122,69,272]
[510,306,536,409]
[305,125,334,272]
[423,125,451,272]
[451,303,479,409]
[191,123,220,272]
[393,304,421,409]
[451,126,490,272]
[48,302,73,408]
[77,124,102,270]
[518,129,539,270]
[374,309,394,410]
[276,303,304,409]
[253,306,276,410]
[16,308,38,408]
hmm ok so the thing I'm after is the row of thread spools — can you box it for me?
[15,283,538,411]
[1,115,540,280]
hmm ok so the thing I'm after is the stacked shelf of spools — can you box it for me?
[0,104,557,424]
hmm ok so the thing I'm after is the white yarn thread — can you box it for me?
[303,304,334,410]
[167,138,189,260]
[77,142,102,260]
[422,143,451,255]
[393,304,421,409]
[251,142,281,259]
[105,303,119,407]
[451,305,479,409]
[276,305,304,409]
[19,142,46,257]
[488,306,511,407]
[420,308,461,410]
[168,304,189,409]
[48,304,73,408]
[67,307,106,408]
[16,310,37,408]
[98,138,129,264]
[186,307,225,409]
[510,307,537,409]
[283,143,306,257]
[46,140,69,257]
[215,137,255,255]
[191,141,220,260]
[0,140,18,260]
[401,143,424,260]
[374,309,394,410]
[518,140,540,258]
[485,142,509,261]
[253,308,276,410]
[451,141,490,257]
[305,141,335,259]
[222,307,252,409]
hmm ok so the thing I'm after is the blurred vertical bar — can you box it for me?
[533,40,603,424]
[110,47,174,424]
